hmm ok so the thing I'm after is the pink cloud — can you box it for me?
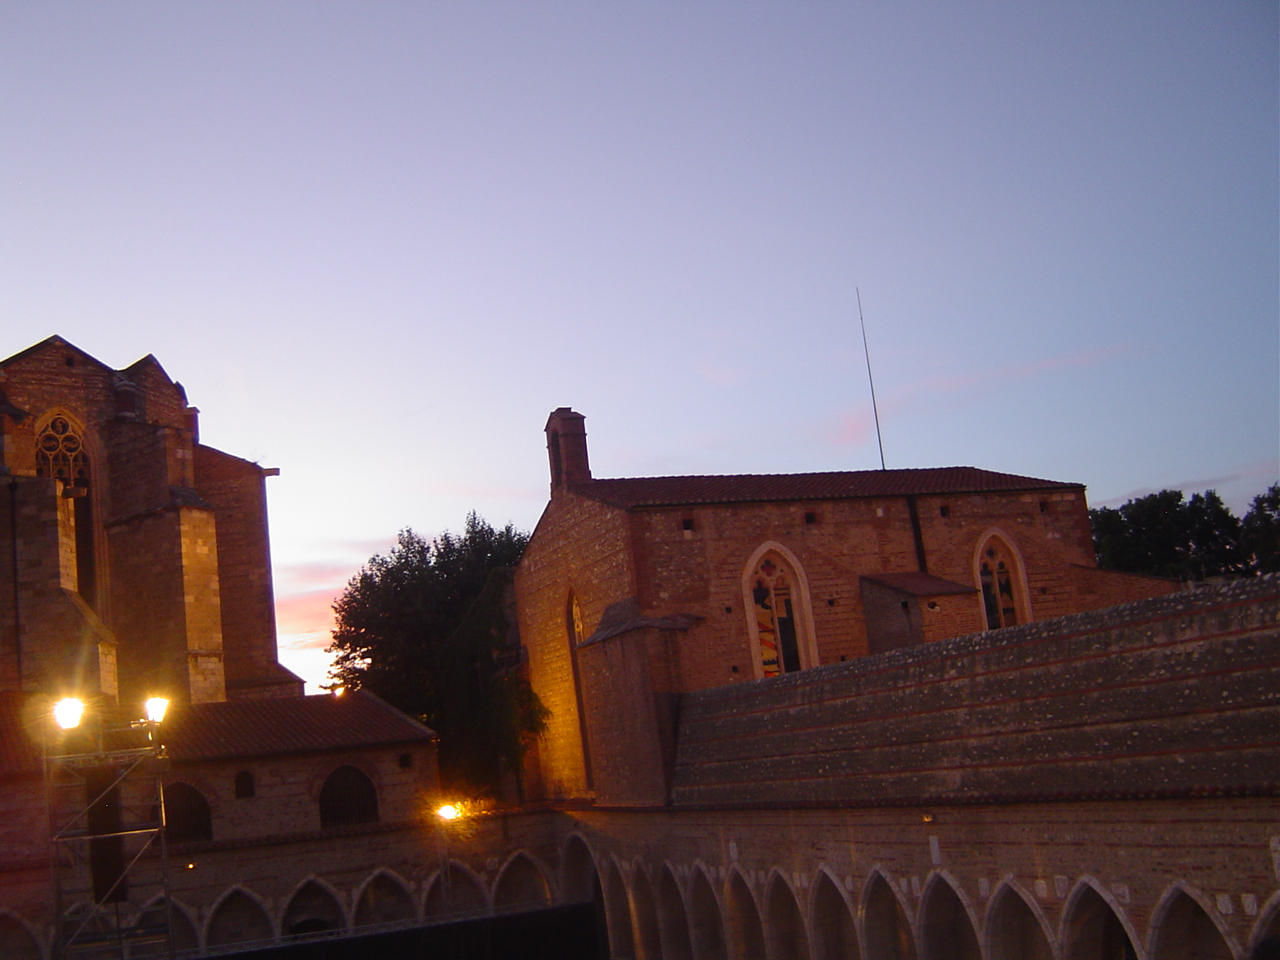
[275,562,363,591]
[275,588,341,637]
[827,410,873,445]
[699,363,743,386]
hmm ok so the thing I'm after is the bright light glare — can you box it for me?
[436,804,460,821]
[332,687,344,698]
[144,698,169,723]
[54,698,84,730]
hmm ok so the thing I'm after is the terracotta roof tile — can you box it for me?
[571,466,1080,509]
[162,690,435,762]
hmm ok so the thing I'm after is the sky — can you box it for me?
[2,2,1276,691]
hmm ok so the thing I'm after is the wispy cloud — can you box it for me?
[698,363,743,387]
[275,587,341,637]
[274,562,363,591]
[824,344,1133,446]
[409,479,546,501]
[1095,460,1279,514]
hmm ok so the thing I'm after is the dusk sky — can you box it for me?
[3,2,1275,690]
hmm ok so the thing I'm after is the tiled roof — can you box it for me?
[162,690,436,762]
[571,466,1080,509]
[860,572,977,596]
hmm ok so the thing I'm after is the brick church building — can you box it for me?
[512,408,1279,959]
[516,407,1178,803]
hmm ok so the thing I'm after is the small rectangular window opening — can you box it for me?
[804,511,818,525]
[681,518,695,531]
[1039,501,1048,514]
[939,505,951,518]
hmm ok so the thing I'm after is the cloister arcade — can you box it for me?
[0,829,1275,957]
[560,834,1280,960]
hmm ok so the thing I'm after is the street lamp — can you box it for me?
[53,698,84,730]
[144,698,168,724]
[436,804,460,821]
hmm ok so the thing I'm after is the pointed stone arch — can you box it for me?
[742,541,819,679]
[765,870,812,960]
[34,408,101,610]
[986,880,1053,960]
[1252,889,1280,955]
[0,909,43,960]
[424,861,489,917]
[602,857,637,960]
[1147,884,1235,960]
[353,869,417,927]
[281,876,347,938]
[1061,878,1141,960]
[972,529,1032,630]
[563,590,594,791]
[561,833,599,903]
[919,872,982,960]
[863,869,918,960]
[689,864,729,960]
[493,851,553,911]
[206,886,274,948]
[725,867,766,960]
[132,895,201,956]
[633,867,662,960]
[657,864,695,960]
[811,868,860,960]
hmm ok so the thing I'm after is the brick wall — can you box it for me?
[669,576,1280,808]
[192,445,297,698]
[515,492,636,799]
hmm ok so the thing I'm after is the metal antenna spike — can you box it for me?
[857,287,886,470]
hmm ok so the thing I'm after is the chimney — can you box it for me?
[545,408,591,491]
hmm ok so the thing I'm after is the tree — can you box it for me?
[327,513,545,795]
[1089,488,1252,580]
[1242,483,1280,574]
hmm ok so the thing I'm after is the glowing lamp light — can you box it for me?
[144,697,169,723]
[332,687,345,698]
[436,804,460,821]
[53,698,84,730]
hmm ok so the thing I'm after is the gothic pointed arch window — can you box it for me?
[744,548,814,678]
[564,593,593,790]
[36,414,97,608]
[977,534,1027,630]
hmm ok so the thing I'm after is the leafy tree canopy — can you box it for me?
[1089,484,1279,580]
[327,513,544,795]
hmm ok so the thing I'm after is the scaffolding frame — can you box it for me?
[45,724,176,960]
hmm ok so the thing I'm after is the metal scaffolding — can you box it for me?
[45,720,176,959]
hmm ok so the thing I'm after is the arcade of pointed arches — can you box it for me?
[562,833,1277,960]
[2,838,1274,957]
